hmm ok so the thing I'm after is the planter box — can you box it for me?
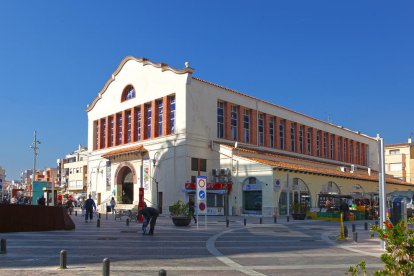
[171,217,191,226]
[292,213,306,220]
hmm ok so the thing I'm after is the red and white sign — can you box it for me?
[196,176,207,215]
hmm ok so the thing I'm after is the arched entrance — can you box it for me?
[278,178,311,215]
[116,165,135,204]
[242,177,262,215]
[320,181,341,194]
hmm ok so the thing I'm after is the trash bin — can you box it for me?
[390,197,407,225]
[106,205,111,213]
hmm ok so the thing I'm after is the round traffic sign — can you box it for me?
[198,178,206,188]
[199,202,206,211]
[198,190,206,199]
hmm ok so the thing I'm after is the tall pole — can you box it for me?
[31,130,41,204]
[377,134,386,250]
[286,173,290,217]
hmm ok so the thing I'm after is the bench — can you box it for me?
[114,209,137,221]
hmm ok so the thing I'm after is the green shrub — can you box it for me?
[169,200,190,217]
[348,218,414,275]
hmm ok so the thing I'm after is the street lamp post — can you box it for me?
[30,130,41,204]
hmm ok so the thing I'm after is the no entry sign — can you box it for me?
[196,176,207,215]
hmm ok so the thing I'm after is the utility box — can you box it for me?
[390,197,407,225]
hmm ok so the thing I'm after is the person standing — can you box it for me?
[110,197,116,214]
[189,198,197,223]
[37,195,46,206]
[138,207,159,235]
[83,194,97,222]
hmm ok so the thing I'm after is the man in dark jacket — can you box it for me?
[340,199,350,221]
[83,194,97,222]
[139,207,159,235]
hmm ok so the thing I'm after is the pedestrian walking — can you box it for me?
[189,198,197,223]
[110,197,116,214]
[83,194,97,222]
[37,195,46,206]
[138,207,159,235]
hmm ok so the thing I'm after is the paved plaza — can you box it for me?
[0,210,385,275]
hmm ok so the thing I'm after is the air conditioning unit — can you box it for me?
[350,164,356,173]
[340,166,347,172]
[368,168,371,176]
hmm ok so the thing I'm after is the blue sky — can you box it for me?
[1,1,413,180]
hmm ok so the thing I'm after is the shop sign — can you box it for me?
[196,176,207,215]
[143,159,150,190]
[274,179,280,190]
[243,182,262,191]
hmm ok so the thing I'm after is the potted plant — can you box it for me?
[292,202,307,220]
[169,200,192,226]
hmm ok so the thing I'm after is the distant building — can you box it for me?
[0,166,5,197]
[63,145,88,195]
[385,137,414,184]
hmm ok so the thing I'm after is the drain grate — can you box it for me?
[97,237,118,240]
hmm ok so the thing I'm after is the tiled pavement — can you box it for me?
[0,211,385,275]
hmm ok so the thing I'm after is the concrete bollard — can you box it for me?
[103,258,110,276]
[244,218,246,226]
[226,219,229,228]
[60,250,67,269]
[259,217,262,224]
[97,219,100,228]
[352,224,356,232]
[287,216,290,222]
[364,222,368,230]
[75,210,77,216]
[126,218,130,226]
[99,213,101,219]
[353,232,358,242]
[274,216,277,224]
[0,239,6,254]
[159,269,167,276]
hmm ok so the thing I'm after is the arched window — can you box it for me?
[121,85,135,102]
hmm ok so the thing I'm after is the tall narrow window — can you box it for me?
[330,134,334,159]
[299,126,304,154]
[350,141,354,163]
[109,116,114,146]
[338,137,342,161]
[323,133,327,158]
[157,100,163,137]
[269,117,274,148]
[243,109,250,143]
[231,105,238,141]
[146,105,152,139]
[290,122,296,152]
[126,110,131,143]
[307,128,312,155]
[117,114,122,145]
[258,113,264,146]
[344,139,347,161]
[279,120,285,150]
[136,108,141,141]
[170,96,175,134]
[101,119,106,148]
[94,120,99,150]
[356,143,360,164]
[217,101,224,139]
[316,130,321,157]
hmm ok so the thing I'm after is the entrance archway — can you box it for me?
[242,177,262,215]
[115,164,136,204]
[320,181,341,194]
[278,178,311,215]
